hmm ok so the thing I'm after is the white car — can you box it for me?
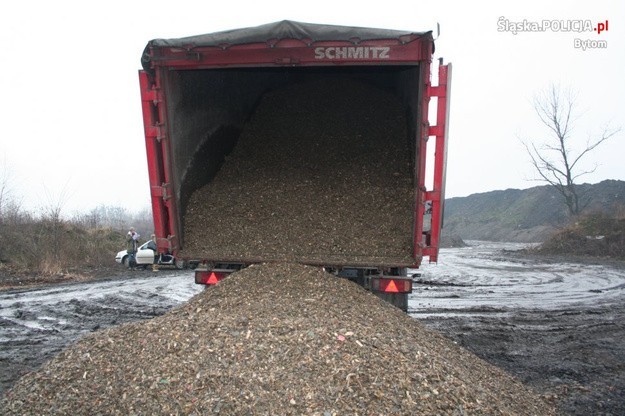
[115,241,186,269]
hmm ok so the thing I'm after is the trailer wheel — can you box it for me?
[122,256,128,267]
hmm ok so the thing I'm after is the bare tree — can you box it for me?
[39,184,72,271]
[522,84,620,216]
[0,160,15,221]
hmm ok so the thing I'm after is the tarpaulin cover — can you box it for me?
[142,20,431,69]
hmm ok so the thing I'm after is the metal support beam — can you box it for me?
[139,70,176,251]
[422,62,452,263]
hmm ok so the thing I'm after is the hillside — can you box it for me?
[442,180,625,242]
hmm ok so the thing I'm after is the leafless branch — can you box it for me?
[570,126,621,171]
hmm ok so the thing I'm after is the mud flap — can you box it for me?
[374,292,408,312]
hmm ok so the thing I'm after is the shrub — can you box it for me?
[1,209,141,276]
[539,211,625,259]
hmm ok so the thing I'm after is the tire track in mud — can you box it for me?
[410,242,625,315]
[410,242,625,415]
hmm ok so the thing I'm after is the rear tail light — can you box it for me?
[370,277,412,293]
[195,270,229,285]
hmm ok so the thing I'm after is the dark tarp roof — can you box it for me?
[142,20,431,69]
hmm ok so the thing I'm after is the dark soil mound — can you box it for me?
[2,263,555,415]
[443,180,625,243]
[439,235,468,248]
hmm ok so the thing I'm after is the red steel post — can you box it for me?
[423,62,451,262]
[413,59,432,267]
[138,70,174,253]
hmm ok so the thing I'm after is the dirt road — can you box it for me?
[1,244,624,414]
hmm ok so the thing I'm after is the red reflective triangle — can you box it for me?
[386,280,399,293]
[207,272,219,285]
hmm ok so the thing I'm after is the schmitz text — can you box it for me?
[314,46,390,60]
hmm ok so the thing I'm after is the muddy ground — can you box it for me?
[420,302,625,415]
[0,268,203,398]
[413,243,625,415]
[1,244,624,415]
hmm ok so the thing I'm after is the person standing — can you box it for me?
[126,227,140,269]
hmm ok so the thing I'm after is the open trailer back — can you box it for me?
[138,20,451,310]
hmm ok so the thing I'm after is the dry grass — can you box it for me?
[0,219,125,279]
[538,212,625,259]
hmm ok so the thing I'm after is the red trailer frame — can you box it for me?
[138,21,450,267]
[423,61,452,263]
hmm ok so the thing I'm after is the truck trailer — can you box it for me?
[138,20,451,311]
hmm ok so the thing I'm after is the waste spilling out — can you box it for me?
[1,263,555,415]
[183,78,414,266]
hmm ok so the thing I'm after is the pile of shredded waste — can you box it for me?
[2,263,555,415]
[183,78,414,266]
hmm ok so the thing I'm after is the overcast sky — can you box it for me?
[0,0,623,215]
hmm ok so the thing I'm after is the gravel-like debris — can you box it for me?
[182,78,415,266]
[2,263,555,415]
